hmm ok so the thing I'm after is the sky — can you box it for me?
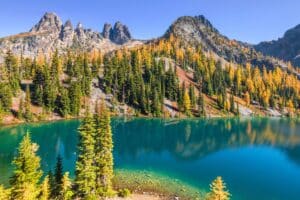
[0,0,300,44]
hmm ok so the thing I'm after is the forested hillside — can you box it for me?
[0,33,299,124]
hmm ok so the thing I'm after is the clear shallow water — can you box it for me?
[0,118,300,200]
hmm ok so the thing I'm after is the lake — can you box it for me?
[0,118,300,200]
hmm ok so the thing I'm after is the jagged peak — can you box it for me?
[102,23,112,39]
[30,12,62,33]
[111,21,131,44]
[169,15,218,34]
[76,22,83,30]
[63,20,73,29]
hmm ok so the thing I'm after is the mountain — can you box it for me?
[0,13,292,70]
[164,15,287,69]
[0,12,141,59]
[255,24,300,67]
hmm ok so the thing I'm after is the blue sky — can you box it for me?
[0,0,300,44]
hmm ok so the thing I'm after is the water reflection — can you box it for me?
[113,118,300,161]
[0,118,300,186]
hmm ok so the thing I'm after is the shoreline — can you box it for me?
[0,112,296,127]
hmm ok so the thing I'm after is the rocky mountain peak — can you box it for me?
[30,12,62,33]
[64,20,73,29]
[110,21,132,44]
[102,23,113,39]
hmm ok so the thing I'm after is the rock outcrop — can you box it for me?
[101,22,132,44]
[0,12,139,60]
[255,24,300,67]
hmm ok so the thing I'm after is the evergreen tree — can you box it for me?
[229,94,235,114]
[183,89,191,116]
[198,93,206,117]
[48,171,55,199]
[32,66,45,106]
[60,172,73,200]
[69,82,81,116]
[56,88,70,117]
[53,155,64,197]
[94,101,114,196]
[10,132,42,200]
[0,185,9,200]
[0,83,13,112]
[5,51,20,94]
[39,176,50,200]
[24,85,32,121]
[75,111,96,198]
[206,176,230,200]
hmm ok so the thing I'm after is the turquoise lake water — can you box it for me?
[0,118,300,200]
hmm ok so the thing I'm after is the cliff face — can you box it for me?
[255,24,300,67]
[0,12,138,59]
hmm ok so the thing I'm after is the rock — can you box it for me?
[0,12,140,60]
[110,21,132,44]
[60,20,74,45]
[30,12,62,33]
[255,24,300,67]
[102,23,113,39]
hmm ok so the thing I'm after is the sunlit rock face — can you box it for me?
[0,12,140,60]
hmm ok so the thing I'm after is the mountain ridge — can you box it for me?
[0,12,141,60]
[0,12,295,71]
[255,23,300,67]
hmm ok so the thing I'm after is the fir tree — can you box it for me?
[229,94,235,114]
[56,88,70,117]
[39,176,50,200]
[206,176,231,200]
[75,111,96,198]
[183,88,191,116]
[0,83,13,112]
[0,185,9,200]
[24,85,32,121]
[60,172,73,200]
[53,155,64,197]
[198,93,206,117]
[94,101,114,196]
[10,132,42,200]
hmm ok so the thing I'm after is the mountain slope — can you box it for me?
[255,24,300,67]
[0,12,142,59]
[164,15,287,69]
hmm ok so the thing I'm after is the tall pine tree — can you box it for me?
[94,101,114,196]
[75,111,96,199]
[10,132,42,200]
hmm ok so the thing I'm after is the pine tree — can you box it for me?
[24,85,32,121]
[53,155,64,197]
[0,83,13,112]
[69,82,81,116]
[39,176,50,200]
[183,89,191,116]
[5,50,20,94]
[61,172,73,200]
[198,93,206,117]
[48,171,56,199]
[229,94,235,113]
[94,101,114,196]
[206,176,230,200]
[10,132,42,200]
[57,88,70,117]
[244,92,250,107]
[75,111,96,198]
[0,185,9,200]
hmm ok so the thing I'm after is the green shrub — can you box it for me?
[118,188,131,198]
